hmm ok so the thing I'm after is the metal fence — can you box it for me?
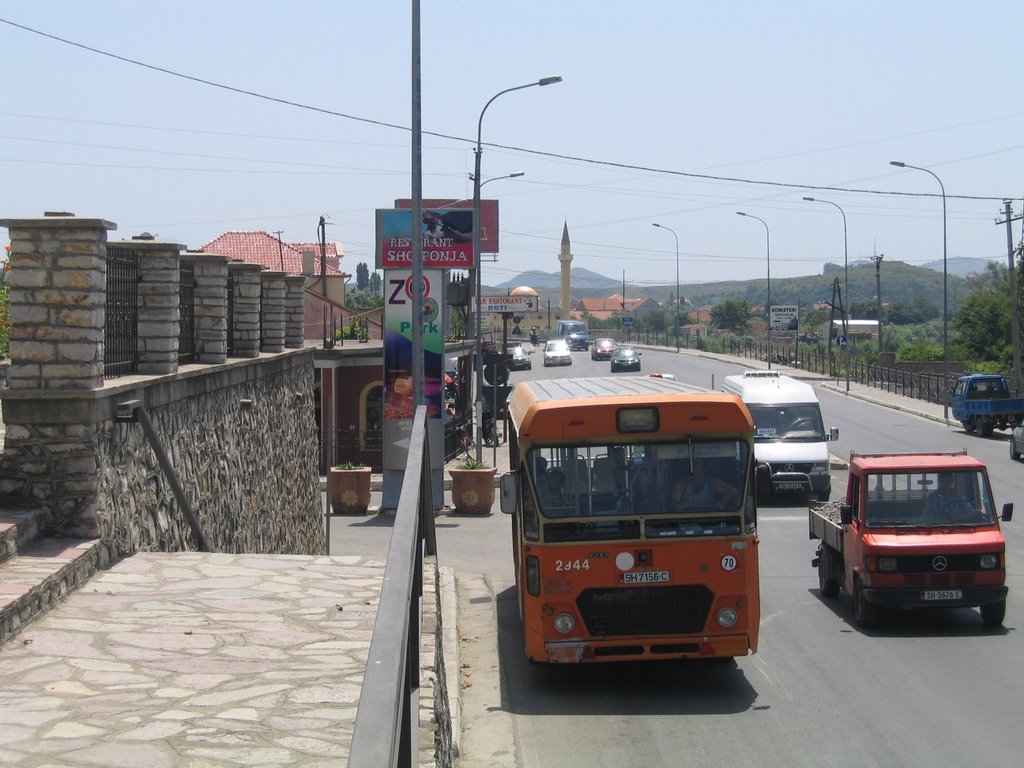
[348,406,436,767]
[104,245,139,377]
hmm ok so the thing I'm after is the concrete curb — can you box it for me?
[439,566,462,761]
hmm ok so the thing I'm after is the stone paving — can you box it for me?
[0,551,387,767]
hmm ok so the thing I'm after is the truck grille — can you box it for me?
[904,572,976,588]
[577,585,713,636]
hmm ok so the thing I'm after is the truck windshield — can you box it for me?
[864,470,996,528]
[525,441,751,542]
[748,404,825,441]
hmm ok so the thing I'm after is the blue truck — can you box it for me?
[950,374,1024,437]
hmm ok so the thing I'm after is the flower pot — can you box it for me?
[449,466,497,514]
[328,466,372,515]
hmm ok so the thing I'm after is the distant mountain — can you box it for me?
[493,267,619,292]
[920,257,1000,278]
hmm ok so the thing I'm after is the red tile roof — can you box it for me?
[199,231,346,277]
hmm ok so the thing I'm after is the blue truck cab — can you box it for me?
[555,320,589,351]
[951,374,1024,437]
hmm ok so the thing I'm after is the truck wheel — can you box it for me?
[817,547,840,599]
[979,421,995,437]
[981,599,1006,627]
[853,579,881,629]
[961,420,976,434]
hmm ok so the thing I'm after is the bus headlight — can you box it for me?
[716,607,738,629]
[526,556,540,596]
[553,613,575,633]
[878,557,898,572]
[980,553,1000,569]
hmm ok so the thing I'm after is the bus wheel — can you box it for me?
[817,547,840,598]
[853,579,881,629]
[981,599,1006,627]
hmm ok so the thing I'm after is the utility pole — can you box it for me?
[997,201,1023,395]
[871,252,884,356]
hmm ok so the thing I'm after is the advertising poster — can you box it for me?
[394,198,500,253]
[382,269,444,472]
[376,208,476,270]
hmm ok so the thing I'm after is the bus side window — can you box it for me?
[521,466,540,540]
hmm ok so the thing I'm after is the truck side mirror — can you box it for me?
[755,462,773,501]
[499,472,518,515]
[1001,502,1013,522]
[840,504,853,526]
[829,427,839,441]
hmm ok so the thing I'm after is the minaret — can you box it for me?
[558,221,573,315]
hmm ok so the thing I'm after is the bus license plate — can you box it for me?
[922,589,962,601]
[623,570,669,584]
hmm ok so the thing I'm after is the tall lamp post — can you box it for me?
[737,212,772,369]
[472,76,562,461]
[804,197,850,393]
[652,223,680,350]
[890,160,949,422]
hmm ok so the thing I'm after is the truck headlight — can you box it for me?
[811,462,829,474]
[716,607,738,629]
[980,554,1000,569]
[553,613,575,633]
[878,557,898,572]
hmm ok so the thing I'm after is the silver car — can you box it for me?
[542,339,572,367]
[1011,418,1024,461]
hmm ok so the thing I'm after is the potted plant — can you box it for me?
[449,456,497,514]
[328,461,372,515]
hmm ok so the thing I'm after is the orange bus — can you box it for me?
[498,376,762,663]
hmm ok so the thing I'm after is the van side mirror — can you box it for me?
[829,427,839,441]
[499,472,518,514]
[1001,502,1013,522]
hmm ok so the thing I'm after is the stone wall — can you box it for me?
[0,214,323,557]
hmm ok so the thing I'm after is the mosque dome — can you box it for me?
[510,285,539,297]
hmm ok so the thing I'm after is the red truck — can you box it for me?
[809,451,1013,628]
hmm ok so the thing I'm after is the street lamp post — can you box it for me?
[890,160,949,422]
[651,223,680,350]
[804,197,850,393]
[737,212,772,369]
[472,77,562,461]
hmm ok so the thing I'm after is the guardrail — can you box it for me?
[348,405,437,767]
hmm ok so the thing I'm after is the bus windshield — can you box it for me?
[526,441,750,539]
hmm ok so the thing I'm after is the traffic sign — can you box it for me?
[480,296,536,313]
[837,335,847,348]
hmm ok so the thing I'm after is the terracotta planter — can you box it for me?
[449,467,497,514]
[328,466,372,515]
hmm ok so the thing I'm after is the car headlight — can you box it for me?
[980,553,1000,569]
[716,607,738,629]
[553,613,576,633]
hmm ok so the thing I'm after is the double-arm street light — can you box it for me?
[804,196,850,393]
[651,223,680,350]
[472,76,562,461]
[736,212,773,369]
[890,160,949,422]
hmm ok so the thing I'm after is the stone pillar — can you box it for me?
[117,238,185,376]
[229,263,263,358]
[184,253,230,364]
[0,214,114,390]
[260,271,287,353]
[284,276,307,349]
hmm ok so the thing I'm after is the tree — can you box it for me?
[356,262,370,291]
[952,263,1011,365]
[369,271,382,295]
[710,299,752,333]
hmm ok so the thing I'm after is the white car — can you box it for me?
[542,339,572,367]
[1011,418,1024,461]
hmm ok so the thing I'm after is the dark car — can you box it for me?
[590,338,617,360]
[610,346,641,372]
[507,344,532,371]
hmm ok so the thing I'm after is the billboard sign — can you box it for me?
[480,295,537,313]
[376,208,476,270]
[770,305,799,331]
[395,198,500,253]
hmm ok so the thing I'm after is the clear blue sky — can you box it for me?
[2,0,1022,305]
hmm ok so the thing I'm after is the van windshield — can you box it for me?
[748,404,825,441]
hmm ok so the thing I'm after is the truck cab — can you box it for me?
[810,451,1012,628]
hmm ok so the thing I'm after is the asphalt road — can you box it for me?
[337,345,1024,767]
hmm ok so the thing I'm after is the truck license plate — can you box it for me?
[922,589,962,601]
[623,570,669,584]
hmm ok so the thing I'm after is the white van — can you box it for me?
[722,370,837,500]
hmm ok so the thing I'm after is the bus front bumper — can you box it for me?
[544,634,753,663]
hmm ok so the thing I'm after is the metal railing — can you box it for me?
[104,245,139,377]
[349,405,437,767]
